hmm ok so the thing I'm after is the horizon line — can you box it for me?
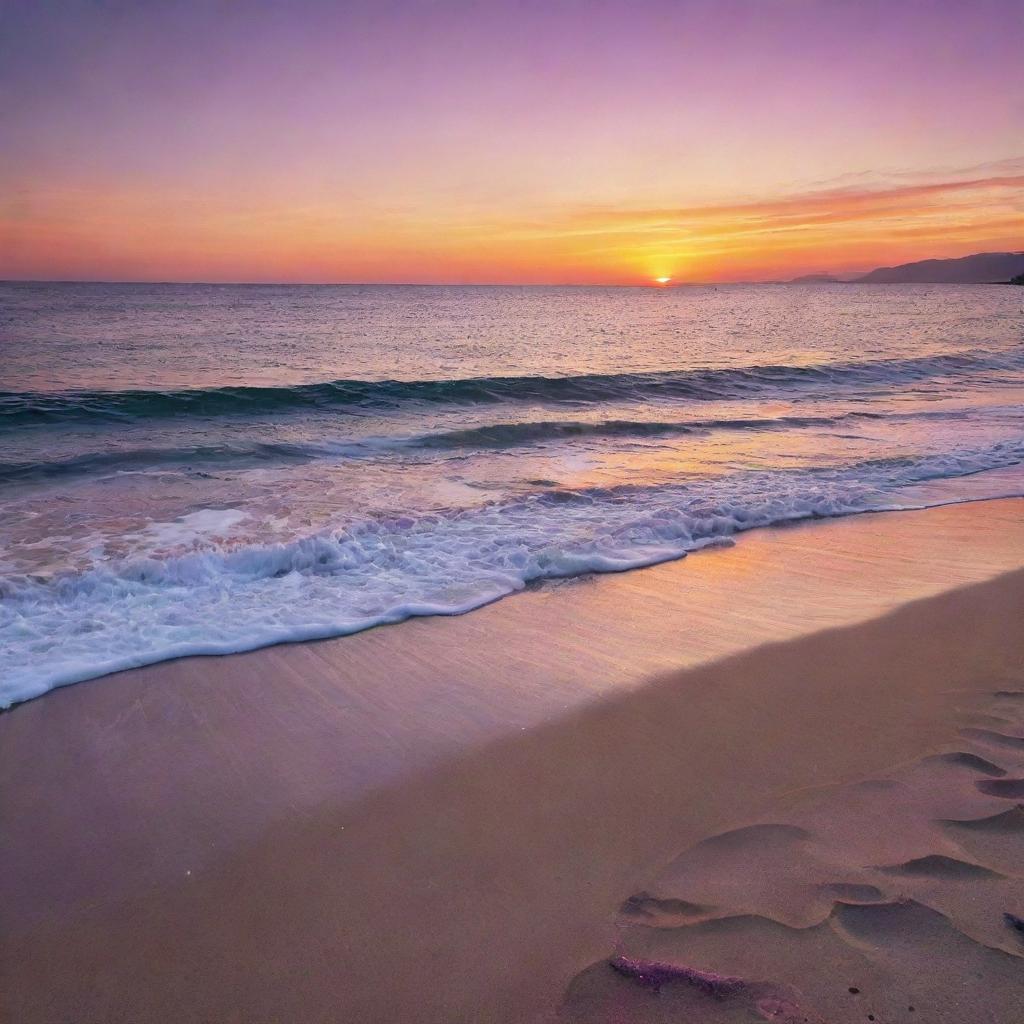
[0,277,768,288]
[4,250,1020,290]
[1,278,1016,289]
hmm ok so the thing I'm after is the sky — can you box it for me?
[1,0,1022,284]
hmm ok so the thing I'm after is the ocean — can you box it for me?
[2,281,1023,706]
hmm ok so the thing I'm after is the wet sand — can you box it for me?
[2,499,1024,1022]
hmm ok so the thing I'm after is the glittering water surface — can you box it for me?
[2,282,1022,704]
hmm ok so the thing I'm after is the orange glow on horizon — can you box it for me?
[2,165,1021,285]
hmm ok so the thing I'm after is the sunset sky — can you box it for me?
[2,0,1022,284]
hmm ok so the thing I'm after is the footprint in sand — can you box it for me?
[817,882,886,903]
[938,807,1024,881]
[922,751,1007,775]
[976,778,1024,798]
[942,805,1024,832]
[619,893,715,927]
[875,854,1003,880]
[958,727,1024,750]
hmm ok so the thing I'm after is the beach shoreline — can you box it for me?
[3,499,1024,1022]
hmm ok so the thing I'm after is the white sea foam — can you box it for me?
[2,442,1023,707]
[123,508,251,552]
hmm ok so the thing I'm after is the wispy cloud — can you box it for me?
[511,171,1024,239]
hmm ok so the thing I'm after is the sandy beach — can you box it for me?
[3,499,1024,1023]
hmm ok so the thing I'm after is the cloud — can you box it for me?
[513,170,1024,241]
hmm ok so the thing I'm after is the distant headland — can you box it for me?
[780,250,1024,285]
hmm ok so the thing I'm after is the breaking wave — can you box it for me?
[3,347,1021,427]
[3,439,1023,707]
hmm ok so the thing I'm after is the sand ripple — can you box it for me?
[561,682,1024,1022]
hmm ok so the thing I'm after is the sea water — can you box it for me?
[2,282,1023,705]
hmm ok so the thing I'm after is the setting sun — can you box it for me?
[655,277,672,285]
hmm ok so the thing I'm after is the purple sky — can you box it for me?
[2,0,1022,282]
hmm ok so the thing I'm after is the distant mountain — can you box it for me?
[854,251,1024,284]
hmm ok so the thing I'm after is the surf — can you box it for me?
[3,346,1021,428]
